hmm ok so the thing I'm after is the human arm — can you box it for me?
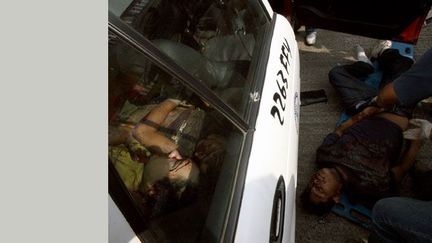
[334,119,353,136]
[133,126,179,154]
[132,99,183,158]
[109,123,133,145]
[390,139,423,184]
[334,106,383,136]
[376,83,399,108]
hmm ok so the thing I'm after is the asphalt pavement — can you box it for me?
[295,24,432,243]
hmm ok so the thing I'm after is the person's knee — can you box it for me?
[372,199,389,223]
[372,197,404,225]
[328,66,345,85]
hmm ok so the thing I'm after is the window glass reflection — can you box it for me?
[109,0,270,117]
[109,32,244,242]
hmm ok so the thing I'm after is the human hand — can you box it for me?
[359,106,382,118]
[130,148,150,164]
[127,138,151,163]
[403,119,432,140]
[351,106,382,123]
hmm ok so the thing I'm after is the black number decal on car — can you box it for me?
[273,93,286,111]
[276,76,287,99]
[277,70,288,88]
[270,38,291,125]
[280,44,291,75]
[271,106,284,125]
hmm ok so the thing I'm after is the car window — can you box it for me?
[109,0,270,118]
[109,32,245,242]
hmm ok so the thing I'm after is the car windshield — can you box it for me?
[109,0,271,119]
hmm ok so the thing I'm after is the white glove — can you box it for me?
[403,119,432,140]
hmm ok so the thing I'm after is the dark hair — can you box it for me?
[144,177,199,219]
[144,178,179,218]
[300,186,335,215]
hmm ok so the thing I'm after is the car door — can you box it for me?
[270,0,432,43]
[108,1,300,242]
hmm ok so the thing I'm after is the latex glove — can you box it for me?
[403,119,432,140]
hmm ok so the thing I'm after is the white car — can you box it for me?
[108,0,430,242]
[109,1,299,242]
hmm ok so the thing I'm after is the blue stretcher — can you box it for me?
[331,42,414,229]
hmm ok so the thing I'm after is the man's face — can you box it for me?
[167,158,198,183]
[308,168,342,204]
[141,156,199,194]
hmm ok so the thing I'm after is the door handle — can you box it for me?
[269,175,286,243]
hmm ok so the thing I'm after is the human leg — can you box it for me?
[377,49,414,88]
[328,61,377,109]
[354,44,373,66]
[369,197,432,243]
[392,47,432,107]
[370,40,392,60]
[305,27,317,46]
[376,49,416,117]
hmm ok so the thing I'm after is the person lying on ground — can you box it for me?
[301,43,423,215]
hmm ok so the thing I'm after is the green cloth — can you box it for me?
[109,144,147,191]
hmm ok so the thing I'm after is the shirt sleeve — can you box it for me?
[393,47,432,106]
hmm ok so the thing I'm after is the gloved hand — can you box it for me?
[403,119,432,140]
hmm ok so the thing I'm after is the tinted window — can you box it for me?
[109,32,244,242]
[109,0,270,118]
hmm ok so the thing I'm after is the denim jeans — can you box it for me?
[369,197,432,243]
[328,49,414,110]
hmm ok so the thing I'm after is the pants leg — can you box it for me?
[378,49,416,117]
[377,49,414,88]
[328,61,377,109]
[369,197,432,243]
